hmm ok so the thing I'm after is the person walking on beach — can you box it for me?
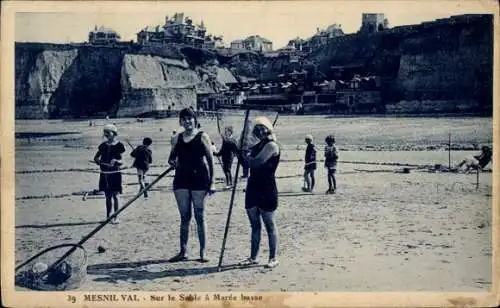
[167,108,215,263]
[130,137,153,199]
[239,116,281,269]
[215,126,238,187]
[302,135,317,192]
[324,135,338,194]
[93,124,126,224]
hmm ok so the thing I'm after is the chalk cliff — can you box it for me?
[16,48,78,118]
[117,54,198,117]
[15,43,232,119]
[307,14,493,113]
[14,14,493,118]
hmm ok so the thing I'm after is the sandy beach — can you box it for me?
[14,116,493,291]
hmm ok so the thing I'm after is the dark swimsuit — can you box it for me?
[97,142,126,193]
[245,139,280,212]
[217,137,238,172]
[172,132,210,191]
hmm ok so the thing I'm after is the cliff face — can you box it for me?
[117,54,198,117]
[15,43,227,119]
[15,48,78,118]
[394,17,493,111]
[307,14,493,112]
[15,15,493,118]
[50,47,127,117]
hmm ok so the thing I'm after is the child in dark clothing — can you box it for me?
[324,135,338,194]
[302,135,317,192]
[93,124,126,223]
[215,126,238,187]
[130,137,153,198]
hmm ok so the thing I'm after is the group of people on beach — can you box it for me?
[92,108,281,268]
[302,134,339,194]
[91,108,492,270]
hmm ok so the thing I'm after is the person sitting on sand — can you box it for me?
[302,135,317,192]
[324,135,338,194]
[93,124,126,224]
[456,146,492,173]
[130,137,153,199]
[215,126,238,187]
[239,116,281,269]
[167,108,215,263]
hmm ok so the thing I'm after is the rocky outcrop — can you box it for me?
[307,14,493,112]
[14,14,493,118]
[16,49,78,118]
[117,54,198,117]
[50,47,127,118]
[15,43,235,119]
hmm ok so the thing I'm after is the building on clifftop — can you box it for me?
[359,13,389,33]
[286,24,344,54]
[89,26,121,45]
[136,13,209,48]
[230,35,273,52]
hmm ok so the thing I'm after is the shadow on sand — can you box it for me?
[16,221,103,229]
[87,260,262,283]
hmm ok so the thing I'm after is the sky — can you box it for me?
[13,0,497,49]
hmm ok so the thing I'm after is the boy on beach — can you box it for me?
[324,135,338,194]
[131,137,153,198]
[302,135,317,192]
[215,126,239,187]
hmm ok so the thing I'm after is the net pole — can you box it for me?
[217,109,251,271]
[36,166,174,273]
[476,168,480,190]
[448,133,451,170]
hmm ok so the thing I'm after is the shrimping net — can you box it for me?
[215,109,279,150]
[15,244,87,291]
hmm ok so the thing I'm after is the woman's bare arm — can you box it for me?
[201,133,215,188]
[168,134,179,167]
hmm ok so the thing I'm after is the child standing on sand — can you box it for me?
[302,135,317,192]
[215,126,238,187]
[324,135,338,194]
[93,124,126,223]
[130,137,153,199]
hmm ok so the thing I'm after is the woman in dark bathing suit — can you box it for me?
[239,116,281,268]
[168,108,215,263]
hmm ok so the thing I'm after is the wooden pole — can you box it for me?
[217,109,251,271]
[476,168,480,190]
[29,166,175,273]
[448,133,451,170]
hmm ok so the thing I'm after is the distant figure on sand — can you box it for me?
[302,135,317,192]
[93,124,126,224]
[215,126,238,187]
[168,108,215,263]
[324,135,338,194]
[239,116,281,269]
[456,146,492,173]
[130,137,153,199]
